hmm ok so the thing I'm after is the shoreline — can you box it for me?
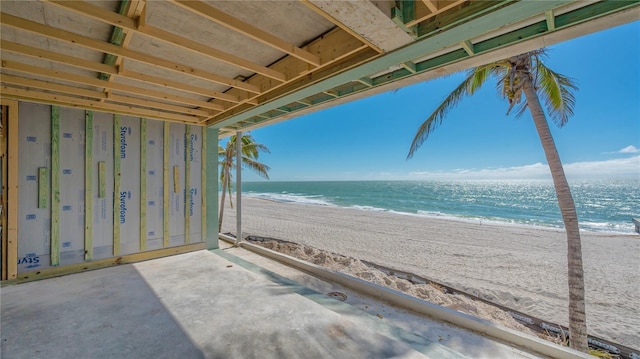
[244,194,637,236]
[221,197,640,349]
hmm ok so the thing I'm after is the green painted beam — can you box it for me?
[85,111,93,261]
[205,127,218,249]
[140,118,147,252]
[98,0,131,80]
[113,114,121,255]
[211,0,571,129]
[98,161,106,198]
[50,106,60,266]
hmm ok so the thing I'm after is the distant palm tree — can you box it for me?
[407,49,588,352]
[218,133,270,233]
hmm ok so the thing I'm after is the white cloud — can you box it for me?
[408,156,640,180]
[619,145,639,154]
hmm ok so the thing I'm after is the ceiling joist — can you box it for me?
[45,0,288,82]
[0,12,261,94]
[169,0,322,66]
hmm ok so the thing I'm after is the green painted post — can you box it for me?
[85,111,93,261]
[38,167,48,209]
[205,127,218,250]
[50,106,60,266]
[140,118,147,251]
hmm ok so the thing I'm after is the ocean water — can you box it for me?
[241,179,640,234]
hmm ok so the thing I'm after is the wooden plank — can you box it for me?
[5,99,19,279]
[38,168,48,209]
[0,13,261,93]
[84,111,93,261]
[2,40,237,104]
[11,242,206,284]
[173,166,180,193]
[98,162,106,198]
[46,0,286,81]
[163,122,170,247]
[113,115,121,255]
[184,125,191,244]
[1,104,7,280]
[171,0,321,66]
[0,84,204,124]
[201,128,206,243]
[50,105,60,266]
[140,118,147,251]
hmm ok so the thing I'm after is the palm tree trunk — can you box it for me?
[523,79,588,352]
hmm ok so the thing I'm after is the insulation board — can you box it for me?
[58,107,85,266]
[169,123,185,246]
[17,102,51,272]
[146,119,164,251]
[118,116,141,255]
[92,111,114,260]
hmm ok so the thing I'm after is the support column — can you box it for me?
[205,127,218,249]
[235,131,242,245]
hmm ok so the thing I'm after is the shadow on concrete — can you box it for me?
[1,265,204,359]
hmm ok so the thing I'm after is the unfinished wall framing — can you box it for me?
[10,100,207,275]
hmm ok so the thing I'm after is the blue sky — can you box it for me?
[232,21,639,182]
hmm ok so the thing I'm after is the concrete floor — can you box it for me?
[1,246,547,358]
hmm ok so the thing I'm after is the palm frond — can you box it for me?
[535,61,577,127]
[242,157,271,179]
[407,69,490,159]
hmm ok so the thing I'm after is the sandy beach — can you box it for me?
[221,197,640,349]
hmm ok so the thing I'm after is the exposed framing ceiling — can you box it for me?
[0,0,638,135]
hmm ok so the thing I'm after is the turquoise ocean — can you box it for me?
[241,179,640,234]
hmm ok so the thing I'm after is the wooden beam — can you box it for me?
[1,40,117,75]
[120,69,240,104]
[170,0,321,66]
[546,10,556,31]
[460,40,475,55]
[406,0,467,27]
[5,99,19,279]
[401,61,417,73]
[46,0,287,82]
[0,13,261,94]
[1,60,225,111]
[200,128,206,244]
[299,0,383,54]
[1,74,213,117]
[1,104,8,280]
[1,40,239,104]
[11,242,206,284]
[421,0,439,13]
[0,86,203,124]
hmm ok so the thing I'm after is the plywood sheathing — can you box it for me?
[305,0,414,53]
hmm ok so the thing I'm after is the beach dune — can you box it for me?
[221,197,640,349]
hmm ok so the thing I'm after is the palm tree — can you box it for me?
[218,133,270,233]
[407,49,588,352]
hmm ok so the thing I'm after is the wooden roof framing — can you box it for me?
[0,0,638,130]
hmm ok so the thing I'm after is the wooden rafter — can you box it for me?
[170,0,322,66]
[45,0,288,82]
[1,40,240,104]
[0,86,202,123]
[1,60,224,111]
[406,0,467,27]
[0,13,261,94]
